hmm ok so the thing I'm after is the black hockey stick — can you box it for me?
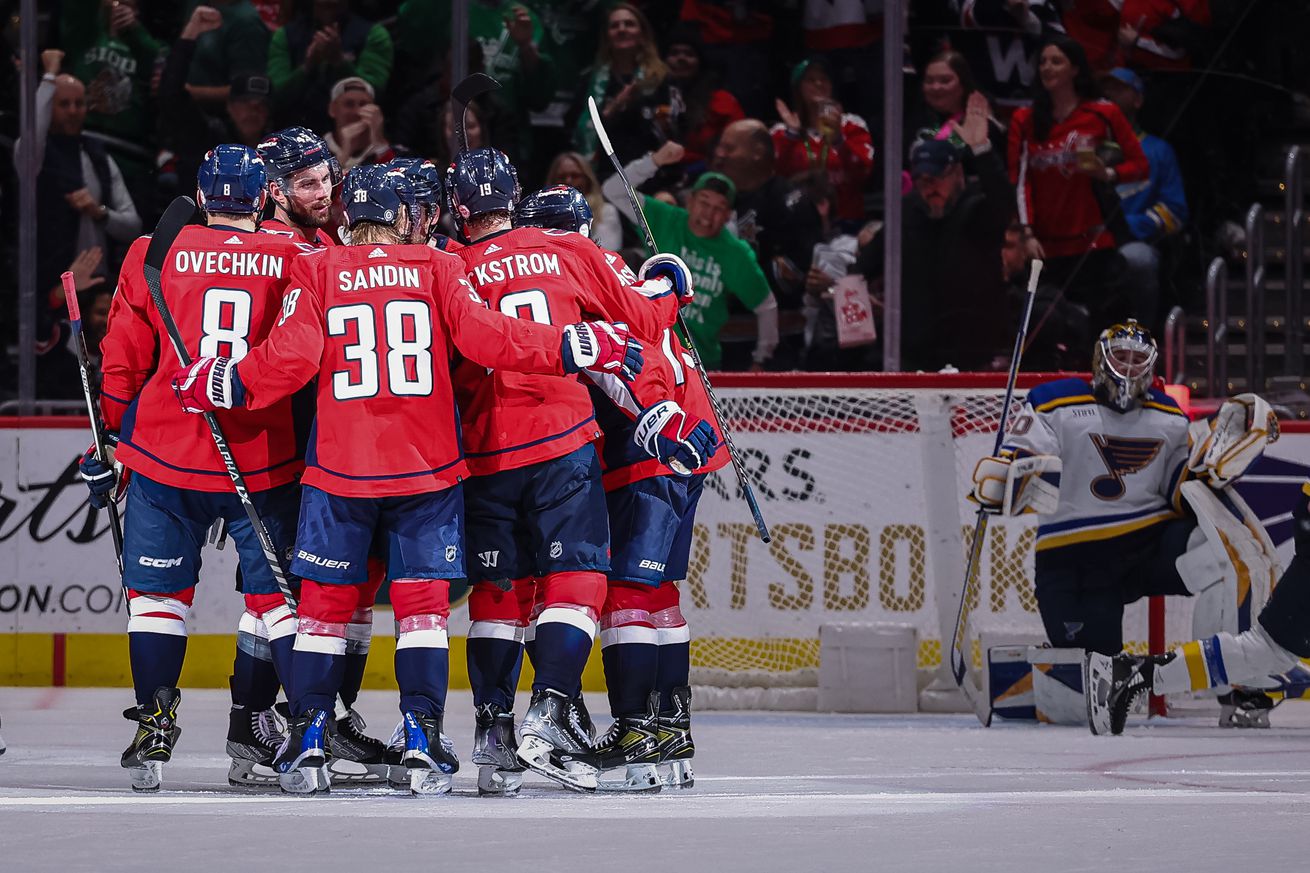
[948,258,1044,727]
[588,96,772,544]
[63,271,125,582]
[452,72,500,153]
[143,196,298,615]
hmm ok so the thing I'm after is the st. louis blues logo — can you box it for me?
[1088,434,1163,500]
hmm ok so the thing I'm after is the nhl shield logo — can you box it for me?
[549,541,563,559]
[445,545,458,563]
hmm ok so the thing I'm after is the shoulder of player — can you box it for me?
[1142,387,1188,419]
[1026,378,1096,413]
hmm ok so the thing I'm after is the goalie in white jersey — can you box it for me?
[972,321,1277,662]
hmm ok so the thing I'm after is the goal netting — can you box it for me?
[683,374,1184,710]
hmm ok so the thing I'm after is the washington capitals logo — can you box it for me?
[1089,435,1163,500]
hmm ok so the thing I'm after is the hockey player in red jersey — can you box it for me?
[447,157,715,793]
[517,186,723,792]
[75,145,309,792]
[172,164,644,795]
[389,157,462,252]
[257,126,339,247]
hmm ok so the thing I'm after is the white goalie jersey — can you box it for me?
[1002,377,1190,552]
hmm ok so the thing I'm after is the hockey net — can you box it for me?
[683,373,1177,710]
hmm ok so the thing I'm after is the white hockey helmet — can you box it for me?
[1092,319,1158,412]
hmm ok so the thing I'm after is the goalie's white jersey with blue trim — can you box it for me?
[1003,377,1190,551]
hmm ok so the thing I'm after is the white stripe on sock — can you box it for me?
[536,606,597,640]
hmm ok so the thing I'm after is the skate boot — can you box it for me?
[594,692,662,793]
[1219,688,1277,728]
[1084,652,1164,735]
[656,686,695,789]
[0,713,6,756]
[327,705,391,785]
[273,708,331,794]
[400,711,459,796]
[570,693,598,744]
[226,705,286,787]
[121,687,182,792]
[516,688,599,792]
[472,703,525,796]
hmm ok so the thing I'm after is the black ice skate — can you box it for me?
[594,692,662,793]
[400,711,459,796]
[1084,652,1163,735]
[472,702,525,796]
[273,708,331,795]
[226,704,286,788]
[570,693,597,744]
[656,685,695,789]
[516,688,599,792]
[327,706,392,785]
[121,686,182,792]
[1218,688,1278,728]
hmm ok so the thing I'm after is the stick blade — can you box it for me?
[452,72,500,105]
[587,97,614,157]
[145,197,198,271]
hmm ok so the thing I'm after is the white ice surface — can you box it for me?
[1,688,1309,872]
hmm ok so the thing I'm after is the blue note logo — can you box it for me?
[1088,434,1163,500]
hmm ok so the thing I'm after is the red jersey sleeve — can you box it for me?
[1101,102,1151,184]
[575,239,679,344]
[98,238,156,432]
[837,114,875,183]
[431,251,568,376]
[1008,107,1035,226]
[237,253,326,410]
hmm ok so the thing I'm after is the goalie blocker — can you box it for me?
[970,452,1062,516]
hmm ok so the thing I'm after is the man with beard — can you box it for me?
[856,123,1014,371]
[257,126,339,246]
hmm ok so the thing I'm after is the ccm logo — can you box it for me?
[297,550,351,570]
[138,556,183,568]
[638,559,666,572]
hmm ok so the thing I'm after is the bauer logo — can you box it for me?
[138,556,183,569]
[638,559,666,573]
[296,549,350,570]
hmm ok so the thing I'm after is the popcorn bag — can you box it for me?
[833,274,876,348]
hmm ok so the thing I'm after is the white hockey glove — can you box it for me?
[638,253,694,306]
[1186,393,1279,489]
[970,453,1062,516]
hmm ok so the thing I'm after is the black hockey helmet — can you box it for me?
[515,185,593,237]
[341,164,418,233]
[256,126,341,187]
[445,147,521,236]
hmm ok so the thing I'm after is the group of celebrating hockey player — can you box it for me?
[76,119,724,796]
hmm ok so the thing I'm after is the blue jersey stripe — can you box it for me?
[465,414,597,458]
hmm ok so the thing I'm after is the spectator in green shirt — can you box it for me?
[182,1,270,110]
[603,141,778,371]
[265,0,394,133]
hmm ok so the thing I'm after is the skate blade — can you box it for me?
[228,758,280,788]
[516,736,597,793]
[1220,711,1272,729]
[327,758,390,785]
[597,763,662,793]
[409,767,454,796]
[128,761,162,792]
[279,764,330,795]
[477,765,523,797]
[660,760,695,789]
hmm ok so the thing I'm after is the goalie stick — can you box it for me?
[142,196,298,615]
[948,258,1044,726]
[587,95,772,544]
[63,271,125,582]
[452,72,500,154]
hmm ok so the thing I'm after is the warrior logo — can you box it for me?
[1088,434,1163,500]
[478,550,499,568]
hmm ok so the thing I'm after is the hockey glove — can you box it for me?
[635,400,719,474]
[969,454,1010,513]
[79,442,122,509]
[562,320,643,381]
[172,356,247,413]
[639,253,695,307]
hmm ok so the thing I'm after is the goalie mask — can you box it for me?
[1091,320,1158,412]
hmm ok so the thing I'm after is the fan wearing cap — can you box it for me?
[324,76,395,172]
[602,145,778,371]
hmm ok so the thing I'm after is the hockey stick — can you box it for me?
[452,72,500,153]
[143,196,298,614]
[588,96,771,543]
[63,271,125,581]
[949,259,1044,726]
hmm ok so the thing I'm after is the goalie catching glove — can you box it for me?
[1186,393,1279,489]
[635,400,719,475]
[638,253,694,307]
[970,452,1062,516]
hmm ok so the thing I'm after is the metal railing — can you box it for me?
[1246,202,1266,390]
[1206,257,1229,394]
[1285,145,1305,376]
[1164,305,1186,384]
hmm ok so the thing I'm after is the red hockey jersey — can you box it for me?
[771,115,875,222]
[1008,100,1150,259]
[454,228,680,476]
[259,216,337,248]
[101,224,312,492]
[237,243,573,498]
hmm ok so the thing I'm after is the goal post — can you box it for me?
[681,372,1172,711]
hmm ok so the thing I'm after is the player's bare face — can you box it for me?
[607,9,641,53]
[922,61,964,115]
[688,190,730,238]
[281,164,334,228]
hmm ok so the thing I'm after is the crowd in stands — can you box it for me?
[3,0,1305,400]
